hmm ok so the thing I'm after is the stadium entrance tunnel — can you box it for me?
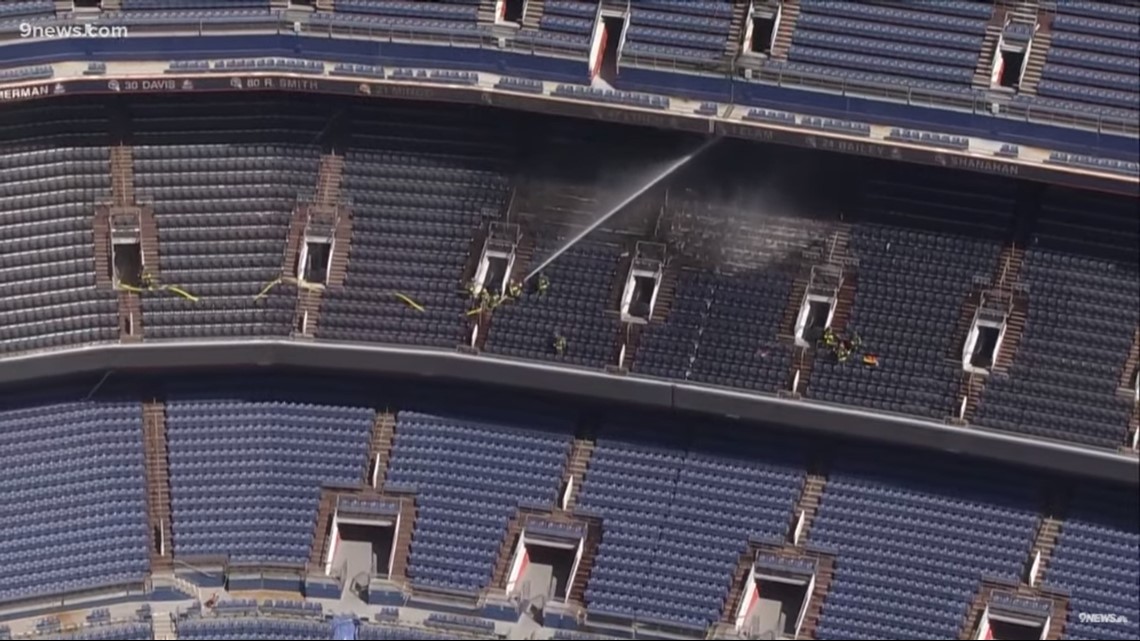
[299,238,333,285]
[112,241,143,288]
[975,593,1054,640]
[502,0,526,24]
[597,15,626,84]
[735,554,816,639]
[998,47,1027,90]
[969,324,1002,370]
[506,519,587,604]
[326,497,403,584]
[749,5,779,55]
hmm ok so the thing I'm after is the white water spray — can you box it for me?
[524,137,720,282]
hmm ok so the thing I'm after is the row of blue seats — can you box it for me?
[803,115,871,136]
[1047,151,1140,176]
[1037,79,1139,111]
[887,128,969,150]
[495,76,543,94]
[333,62,386,79]
[800,0,989,34]
[1051,30,1139,57]
[1048,46,1139,76]
[310,12,487,36]
[789,45,973,85]
[796,12,983,52]
[0,0,52,18]
[552,84,670,110]
[0,65,53,82]
[1043,63,1140,94]
[793,30,979,68]
[1055,0,1140,24]
[545,0,594,19]
[336,0,477,22]
[123,0,266,8]
[98,9,280,26]
[633,8,728,35]
[1053,12,1140,41]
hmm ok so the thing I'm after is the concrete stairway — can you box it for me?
[282,205,310,276]
[1027,489,1069,587]
[725,0,749,58]
[143,401,173,572]
[720,551,753,627]
[388,498,417,583]
[779,272,810,341]
[769,0,802,60]
[315,154,345,207]
[1117,327,1138,394]
[307,491,339,572]
[560,435,596,511]
[649,262,679,324]
[119,290,143,342]
[151,612,177,641]
[365,411,397,489]
[293,289,323,337]
[796,553,835,640]
[111,146,134,207]
[973,24,1003,90]
[326,207,353,290]
[478,0,499,25]
[1020,31,1052,95]
[521,0,544,30]
[566,519,601,605]
[490,513,528,589]
[790,468,827,544]
[93,207,113,288]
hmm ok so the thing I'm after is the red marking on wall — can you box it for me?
[592,26,608,80]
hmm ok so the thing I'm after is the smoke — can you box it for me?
[526,138,720,280]
[663,152,840,274]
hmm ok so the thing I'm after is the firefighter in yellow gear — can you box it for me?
[836,344,851,363]
[820,327,835,347]
[537,273,550,295]
[508,280,523,299]
[553,334,567,356]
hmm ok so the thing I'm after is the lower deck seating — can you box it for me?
[811,450,1041,640]
[177,617,329,640]
[0,396,149,604]
[164,383,374,564]
[386,410,571,592]
[47,622,153,640]
[1044,485,1139,641]
[580,424,804,630]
